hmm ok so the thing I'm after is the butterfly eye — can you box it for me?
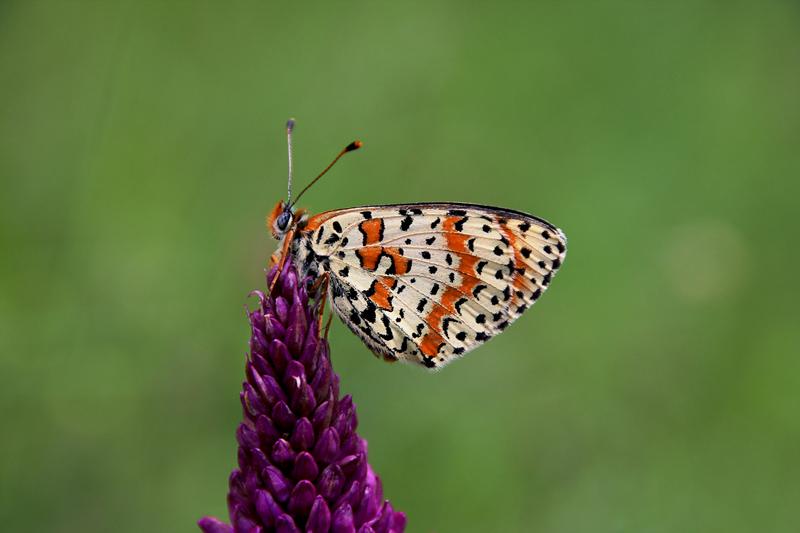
[276,210,292,231]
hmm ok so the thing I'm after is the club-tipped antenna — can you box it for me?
[286,118,295,205]
[289,140,362,208]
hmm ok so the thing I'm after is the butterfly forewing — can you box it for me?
[293,203,566,369]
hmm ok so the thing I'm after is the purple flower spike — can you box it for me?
[200,258,405,533]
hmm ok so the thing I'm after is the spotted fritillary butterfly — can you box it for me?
[268,120,566,369]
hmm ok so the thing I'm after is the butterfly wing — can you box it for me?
[303,203,566,369]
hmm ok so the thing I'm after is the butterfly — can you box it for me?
[268,119,566,369]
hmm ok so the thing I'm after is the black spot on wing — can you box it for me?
[331,279,344,298]
[441,317,456,338]
[400,215,413,231]
[379,316,394,341]
[454,217,468,231]
[361,302,377,323]
[332,221,342,233]
[361,211,372,220]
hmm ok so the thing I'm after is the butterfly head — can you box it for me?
[268,200,308,240]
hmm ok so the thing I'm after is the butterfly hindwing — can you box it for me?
[297,203,566,369]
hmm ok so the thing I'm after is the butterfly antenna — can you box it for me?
[286,118,295,205]
[290,140,362,208]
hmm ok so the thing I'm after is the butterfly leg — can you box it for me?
[268,229,295,294]
[308,271,331,338]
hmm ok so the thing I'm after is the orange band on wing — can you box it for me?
[357,247,382,270]
[385,248,412,275]
[419,330,446,357]
[356,246,411,274]
[359,218,384,246]
[369,279,394,310]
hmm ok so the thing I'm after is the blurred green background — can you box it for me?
[2,2,799,532]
